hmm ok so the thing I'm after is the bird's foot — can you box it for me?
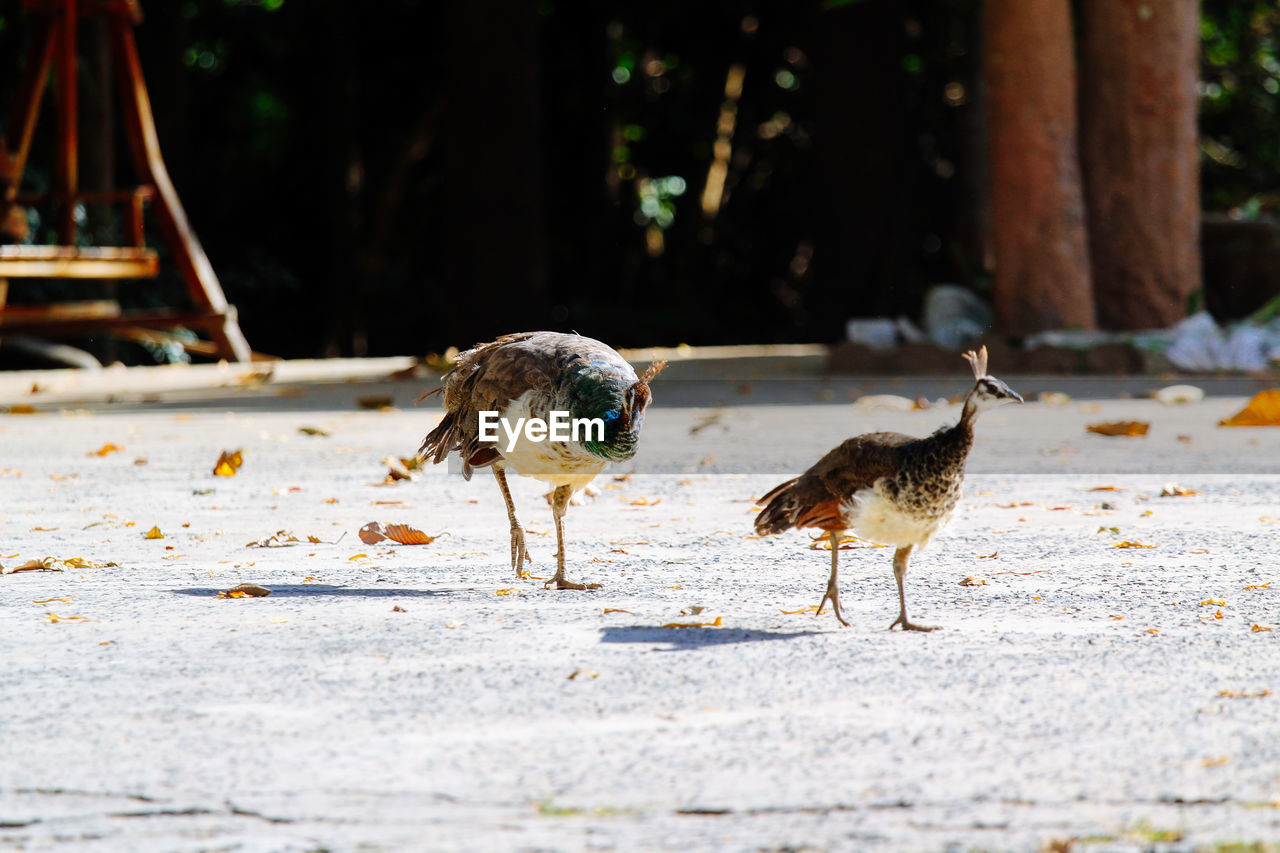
[816,589,851,627]
[888,614,938,632]
[544,575,602,591]
[508,524,532,576]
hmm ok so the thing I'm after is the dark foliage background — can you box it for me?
[1,0,1277,358]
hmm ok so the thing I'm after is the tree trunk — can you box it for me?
[1079,0,1200,330]
[984,0,1094,335]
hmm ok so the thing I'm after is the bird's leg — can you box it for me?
[888,545,937,632]
[816,530,851,627]
[492,467,531,577]
[545,484,601,591]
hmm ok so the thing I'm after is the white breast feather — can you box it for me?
[841,484,954,548]
[496,391,605,489]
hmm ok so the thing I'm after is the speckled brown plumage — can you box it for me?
[419,331,665,591]
[754,346,1022,630]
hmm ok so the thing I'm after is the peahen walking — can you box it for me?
[754,347,1022,630]
[419,332,665,590]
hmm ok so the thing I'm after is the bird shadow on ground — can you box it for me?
[598,625,826,651]
[170,585,454,598]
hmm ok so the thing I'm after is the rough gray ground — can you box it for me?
[2,369,1279,852]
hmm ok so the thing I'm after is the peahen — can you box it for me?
[753,346,1022,630]
[419,332,665,590]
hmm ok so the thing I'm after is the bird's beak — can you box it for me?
[1007,390,1024,404]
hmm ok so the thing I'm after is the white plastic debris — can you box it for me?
[1165,311,1277,372]
[923,284,993,349]
[844,318,900,350]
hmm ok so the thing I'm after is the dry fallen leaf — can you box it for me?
[959,576,987,586]
[216,583,271,598]
[299,426,331,437]
[494,588,521,596]
[630,497,662,507]
[1252,624,1274,632]
[568,668,599,681]
[144,526,164,540]
[1087,421,1150,437]
[1217,689,1272,699]
[213,449,244,477]
[603,608,634,615]
[246,530,301,548]
[779,605,821,615]
[90,443,123,457]
[358,521,437,546]
[358,395,395,410]
[1201,598,1226,606]
[46,612,95,623]
[1219,389,1280,427]
[32,597,72,604]
[1243,583,1271,590]
[63,557,109,569]
[1114,541,1155,549]
[1202,756,1231,767]
[660,616,723,628]
[1090,486,1125,492]
[1159,483,1200,497]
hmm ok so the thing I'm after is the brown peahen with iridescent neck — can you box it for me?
[420,332,665,590]
[754,346,1022,630]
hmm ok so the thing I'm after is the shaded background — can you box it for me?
[1,0,1278,360]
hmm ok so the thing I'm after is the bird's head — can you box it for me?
[580,359,666,461]
[962,346,1022,417]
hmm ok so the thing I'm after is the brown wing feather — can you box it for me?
[754,432,914,535]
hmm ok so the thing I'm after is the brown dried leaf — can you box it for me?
[217,583,271,598]
[1252,624,1274,632]
[3,558,57,574]
[779,605,821,615]
[298,426,331,436]
[1219,389,1280,427]
[1159,484,1200,497]
[46,612,94,623]
[358,395,395,410]
[1217,689,1272,699]
[1114,541,1155,549]
[358,521,437,546]
[568,668,599,680]
[213,449,244,477]
[144,526,164,540]
[630,497,661,506]
[959,576,987,586]
[603,608,633,615]
[246,530,301,548]
[1087,421,1150,437]
[90,443,124,457]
